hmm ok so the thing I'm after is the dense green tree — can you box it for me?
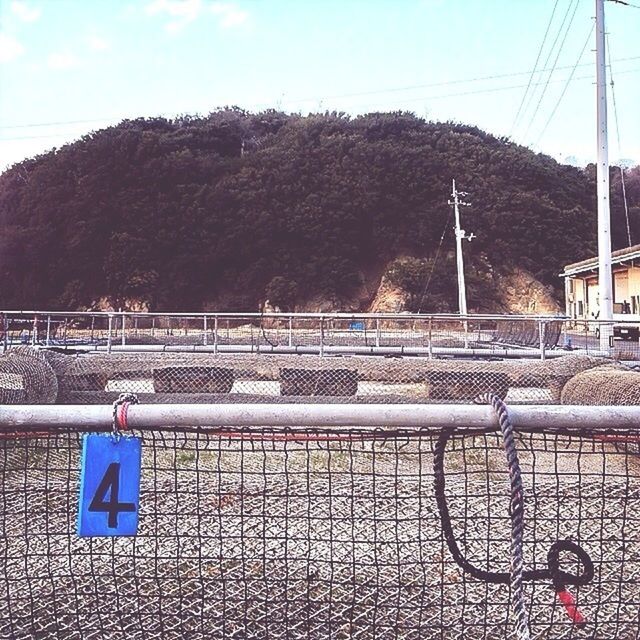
[0,108,630,312]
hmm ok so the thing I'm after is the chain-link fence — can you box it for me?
[0,349,622,406]
[2,422,640,639]
[4,311,640,360]
[2,327,640,639]
[0,312,577,350]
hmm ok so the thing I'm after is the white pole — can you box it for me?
[538,320,546,361]
[1,403,640,432]
[107,315,113,354]
[452,179,468,318]
[596,0,613,352]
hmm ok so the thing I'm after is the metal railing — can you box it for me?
[2,401,639,431]
[1,310,639,359]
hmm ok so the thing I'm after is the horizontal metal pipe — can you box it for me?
[48,344,606,359]
[0,403,638,432]
[1,310,569,321]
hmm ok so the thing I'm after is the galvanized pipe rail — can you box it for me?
[57,343,608,359]
[0,310,570,320]
[0,403,637,432]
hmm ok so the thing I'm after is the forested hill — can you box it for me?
[0,109,638,312]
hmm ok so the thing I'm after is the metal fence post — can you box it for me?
[90,316,95,343]
[214,316,219,355]
[203,315,208,346]
[375,318,381,348]
[428,317,433,360]
[539,320,546,361]
[288,316,293,347]
[320,316,325,357]
[585,321,589,355]
[32,316,38,346]
[46,315,51,346]
[2,315,8,352]
[107,315,113,354]
[121,313,126,346]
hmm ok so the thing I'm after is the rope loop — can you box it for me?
[111,392,139,440]
[547,540,594,591]
[434,393,594,639]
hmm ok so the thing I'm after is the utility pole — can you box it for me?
[596,0,613,352]
[449,179,475,317]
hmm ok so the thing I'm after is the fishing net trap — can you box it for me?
[2,348,640,639]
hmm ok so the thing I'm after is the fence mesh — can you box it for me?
[0,314,569,352]
[3,344,640,638]
[5,350,612,406]
[561,364,640,405]
[2,424,640,639]
[0,348,58,405]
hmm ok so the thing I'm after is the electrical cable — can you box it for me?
[608,0,640,9]
[417,205,454,314]
[534,23,594,147]
[607,34,633,246]
[510,0,561,136]
[2,56,640,133]
[516,0,578,136]
[522,0,581,142]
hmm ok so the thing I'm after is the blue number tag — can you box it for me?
[77,434,141,537]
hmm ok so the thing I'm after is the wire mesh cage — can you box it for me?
[2,339,640,638]
[2,423,640,639]
[37,351,613,406]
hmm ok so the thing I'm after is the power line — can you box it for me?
[417,207,453,314]
[0,117,124,131]
[516,0,578,136]
[608,0,640,9]
[510,0,561,135]
[338,66,640,113]
[522,0,581,142]
[2,55,640,133]
[534,23,594,146]
[607,34,633,246]
[3,67,640,143]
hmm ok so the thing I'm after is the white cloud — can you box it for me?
[210,2,248,28]
[145,0,202,32]
[144,0,249,33]
[0,33,24,63]
[85,34,111,52]
[11,1,41,23]
[47,51,79,70]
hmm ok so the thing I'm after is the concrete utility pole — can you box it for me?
[596,0,613,351]
[449,179,475,317]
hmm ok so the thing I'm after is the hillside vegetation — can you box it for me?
[0,109,638,312]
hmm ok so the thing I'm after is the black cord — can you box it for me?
[433,396,594,630]
[259,312,277,348]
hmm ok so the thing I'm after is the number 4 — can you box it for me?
[89,463,136,528]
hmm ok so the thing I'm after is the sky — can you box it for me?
[0,0,639,171]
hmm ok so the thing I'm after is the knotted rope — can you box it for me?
[433,393,594,639]
[111,392,139,439]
